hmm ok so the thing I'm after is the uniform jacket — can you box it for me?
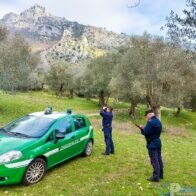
[100,109,113,132]
[141,116,162,150]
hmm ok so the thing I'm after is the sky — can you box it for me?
[0,0,187,36]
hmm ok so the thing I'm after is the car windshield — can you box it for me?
[2,115,55,138]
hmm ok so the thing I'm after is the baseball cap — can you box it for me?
[145,109,154,116]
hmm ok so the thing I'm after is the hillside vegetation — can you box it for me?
[0,91,195,195]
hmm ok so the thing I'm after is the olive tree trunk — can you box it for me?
[129,97,137,117]
[59,83,64,96]
[175,107,181,117]
[146,94,161,120]
[190,94,196,112]
[98,90,106,106]
[69,89,74,99]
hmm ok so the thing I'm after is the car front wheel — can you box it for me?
[23,158,46,185]
[83,140,93,156]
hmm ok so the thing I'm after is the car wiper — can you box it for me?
[9,132,33,138]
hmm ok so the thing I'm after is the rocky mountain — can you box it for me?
[45,27,127,64]
[0,4,81,42]
[0,4,128,65]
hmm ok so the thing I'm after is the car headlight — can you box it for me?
[0,151,22,164]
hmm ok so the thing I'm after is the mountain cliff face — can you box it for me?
[45,27,127,63]
[0,4,82,42]
[0,4,128,65]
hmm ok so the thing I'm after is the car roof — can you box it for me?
[29,111,85,120]
[30,111,69,120]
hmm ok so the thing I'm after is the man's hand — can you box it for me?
[103,106,107,110]
[140,125,144,129]
[134,123,144,130]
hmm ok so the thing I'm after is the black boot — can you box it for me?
[159,175,164,179]
[147,176,160,182]
[102,152,110,155]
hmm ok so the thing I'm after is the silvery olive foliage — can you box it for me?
[0,30,40,91]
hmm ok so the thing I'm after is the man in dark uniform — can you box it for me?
[100,106,114,155]
[139,109,164,182]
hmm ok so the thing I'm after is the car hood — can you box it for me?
[0,134,36,155]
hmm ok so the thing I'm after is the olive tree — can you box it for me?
[82,53,119,106]
[0,26,7,42]
[110,33,195,119]
[163,0,196,111]
[46,60,75,97]
[0,34,40,91]
[163,0,196,49]
[109,45,145,117]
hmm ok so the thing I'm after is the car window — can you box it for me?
[74,117,86,131]
[54,118,72,134]
[3,115,55,138]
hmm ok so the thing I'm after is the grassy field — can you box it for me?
[0,91,195,196]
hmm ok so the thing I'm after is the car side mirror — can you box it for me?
[55,129,65,142]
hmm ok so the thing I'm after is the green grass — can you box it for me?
[161,108,196,130]
[0,91,195,196]
[0,91,99,123]
[114,104,196,131]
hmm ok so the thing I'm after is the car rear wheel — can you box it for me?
[23,158,46,185]
[83,140,93,156]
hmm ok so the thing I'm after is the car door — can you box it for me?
[73,116,90,153]
[44,117,78,167]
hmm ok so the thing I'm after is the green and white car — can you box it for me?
[0,108,94,185]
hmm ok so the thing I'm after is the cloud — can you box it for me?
[0,0,187,35]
